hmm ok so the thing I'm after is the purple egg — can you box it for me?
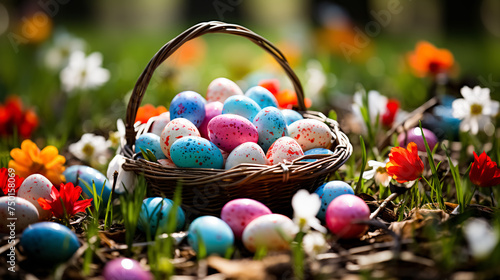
[398,127,438,152]
[102,258,153,280]
[199,101,223,139]
[221,198,272,239]
[208,114,258,152]
[169,91,207,128]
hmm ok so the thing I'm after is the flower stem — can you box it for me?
[490,187,496,207]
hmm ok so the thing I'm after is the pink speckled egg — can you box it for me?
[151,112,170,136]
[158,159,177,168]
[160,118,200,159]
[288,119,333,151]
[208,114,258,153]
[206,77,244,103]
[221,198,272,239]
[266,137,304,165]
[199,101,223,139]
[242,214,296,252]
[225,142,266,170]
[17,174,53,220]
[398,127,438,152]
[325,194,370,239]
[0,196,39,233]
[102,258,153,280]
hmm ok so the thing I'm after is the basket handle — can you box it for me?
[125,21,305,148]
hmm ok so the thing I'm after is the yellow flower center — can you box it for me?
[82,143,95,157]
[470,104,483,115]
[376,166,387,174]
[31,160,46,174]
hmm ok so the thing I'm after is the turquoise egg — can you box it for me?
[170,136,224,169]
[252,107,288,153]
[245,86,278,109]
[281,109,303,125]
[314,181,354,221]
[187,216,234,256]
[135,133,167,160]
[302,148,334,162]
[170,91,207,128]
[222,95,262,121]
[20,222,80,264]
[63,165,112,204]
[137,197,185,236]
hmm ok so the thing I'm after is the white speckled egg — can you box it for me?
[17,174,53,220]
[135,133,166,160]
[208,114,258,153]
[288,119,333,151]
[160,118,201,159]
[252,107,288,153]
[158,159,177,168]
[207,77,244,103]
[170,136,224,169]
[242,214,296,252]
[0,196,39,233]
[151,112,170,136]
[222,95,262,121]
[265,136,304,165]
[225,142,267,170]
[245,86,279,109]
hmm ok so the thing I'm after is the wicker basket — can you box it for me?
[122,21,352,217]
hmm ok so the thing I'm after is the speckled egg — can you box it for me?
[63,165,112,205]
[135,133,166,160]
[169,91,207,127]
[302,148,334,163]
[314,181,354,221]
[199,101,224,139]
[288,119,333,151]
[281,109,303,125]
[170,136,224,169]
[266,137,304,165]
[158,159,177,168]
[253,107,288,152]
[187,216,234,256]
[208,114,258,153]
[242,214,296,252]
[221,198,272,239]
[207,77,244,103]
[137,197,185,236]
[225,142,267,170]
[222,95,262,121]
[103,258,153,280]
[151,112,170,136]
[0,196,39,233]
[20,222,80,263]
[325,194,370,239]
[398,127,438,152]
[220,148,229,165]
[17,174,53,220]
[160,118,201,159]
[245,86,278,109]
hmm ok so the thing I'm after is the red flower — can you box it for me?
[0,96,39,138]
[385,142,424,183]
[0,168,24,196]
[135,104,167,124]
[37,182,92,219]
[469,151,500,188]
[381,99,399,128]
[258,79,280,95]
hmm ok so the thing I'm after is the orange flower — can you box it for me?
[37,182,92,220]
[258,79,280,95]
[18,12,53,44]
[135,104,167,124]
[275,89,312,110]
[408,41,454,77]
[385,142,424,183]
[8,140,65,185]
[469,151,500,188]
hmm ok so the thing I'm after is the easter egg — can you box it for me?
[207,77,244,103]
[245,86,279,109]
[17,174,53,220]
[302,148,334,162]
[314,181,354,221]
[208,114,258,153]
[103,258,153,280]
[20,222,80,263]
[199,101,223,139]
[253,107,288,152]
[288,119,333,151]
[242,214,296,252]
[187,216,234,256]
[221,198,272,239]
[266,137,304,165]
[398,127,438,152]
[151,112,170,136]
[158,159,177,168]
[160,118,201,159]
[63,165,112,205]
[135,133,166,160]
[170,136,224,169]
[225,142,267,170]
[138,197,185,236]
[222,95,262,121]
[325,194,370,239]
[169,91,206,127]
[0,196,39,233]
[281,109,303,125]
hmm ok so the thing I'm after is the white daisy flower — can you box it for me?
[362,159,391,187]
[302,231,329,257]
[452,86,499,135]
[44,31,86,71]
[107,154,137,194]
[69,133,111,166]
[292,189,327,233]
[60,51,110,94]
[463,218,499,259]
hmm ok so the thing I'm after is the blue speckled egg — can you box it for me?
[135,133,167,160]
[169,91,207,128]
[314,181,354,221]
[222,95,262,121]
[138,197,185,236]
[170,136,224,169]
[252,107,288,152]
[281,109,303,125]
[245,86,278,109]
[63,165,112,204]
[20,222,80,264]
[302,148,334,162]
[187,216,234,256]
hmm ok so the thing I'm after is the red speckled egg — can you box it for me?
[265,137,304,165]
[288,119,333,151]
[221,198,272,239]
[208,114,258,153]
[160,118,200,159]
